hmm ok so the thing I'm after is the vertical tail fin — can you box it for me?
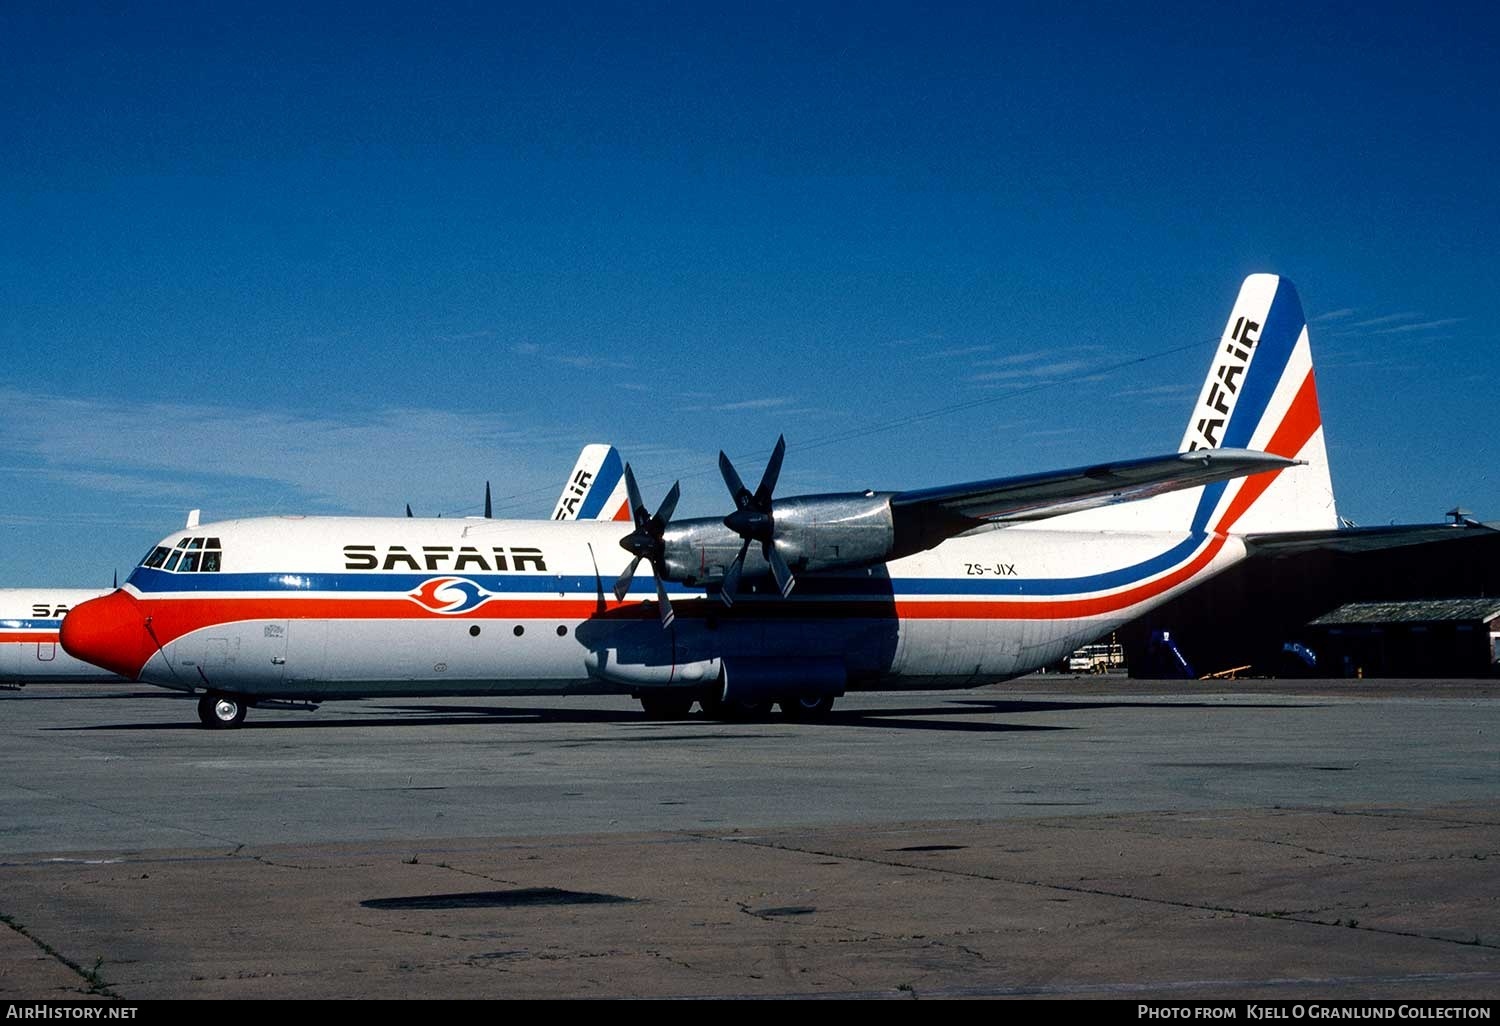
[1055,275,1338,535]
[1180,274,1338,536]
[552,444,632,521]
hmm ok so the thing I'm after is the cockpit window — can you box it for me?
[145,536,224,572]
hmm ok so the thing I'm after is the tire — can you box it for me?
[699,694,773,721]
[198,692,248,729]
[638,694,694,720]
[779,695,836,721]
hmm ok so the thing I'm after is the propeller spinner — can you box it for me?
[718,434,795,606]
[613,465,681,627]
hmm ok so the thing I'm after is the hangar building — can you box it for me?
[1117,520,1500,678]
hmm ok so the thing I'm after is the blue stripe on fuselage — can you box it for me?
[125,532,1207,600]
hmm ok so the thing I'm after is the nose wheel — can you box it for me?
[197,692,248,729]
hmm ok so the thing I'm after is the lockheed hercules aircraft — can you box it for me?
[66,275,1356,728]
[2,446,626,691]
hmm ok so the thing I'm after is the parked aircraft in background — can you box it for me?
[551,443,631,522]
[1,589,118,685]
[65,276,1391,728]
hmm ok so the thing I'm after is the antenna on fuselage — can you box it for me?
[485,482,492,519]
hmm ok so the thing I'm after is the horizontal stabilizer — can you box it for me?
[1245,519,1498,556]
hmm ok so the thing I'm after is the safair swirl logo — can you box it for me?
[408,577,497,615]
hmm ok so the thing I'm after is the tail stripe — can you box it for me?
[576,446,625,520]
[1219,282,1306,451]
[1212,368,1322,535]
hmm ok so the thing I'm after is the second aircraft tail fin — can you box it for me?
[552,444,632,521]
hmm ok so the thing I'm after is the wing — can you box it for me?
[890,448,1294,553]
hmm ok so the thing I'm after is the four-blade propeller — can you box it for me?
[718,434,794,606]
[612,465,681,628]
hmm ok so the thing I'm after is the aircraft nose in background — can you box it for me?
[60,590,156,681]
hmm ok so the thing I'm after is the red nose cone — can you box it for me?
[60,590,156,681]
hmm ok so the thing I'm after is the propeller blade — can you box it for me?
[754,434,786,506]
[623,464,648,528]
[719,451,751,508]
[484,482,492,519]
[614,465,682,630]
[767,541,796,598]
[655,480,681,526]
[653,574,675,628]
[613,555,643,602]
[719,539,750,607]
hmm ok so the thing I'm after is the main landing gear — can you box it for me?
[637,691,837,722]
[197,692,248,729]
[778,694,836,721]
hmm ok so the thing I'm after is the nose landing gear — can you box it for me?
[197,692,248,729]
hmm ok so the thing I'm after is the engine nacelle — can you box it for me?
[659,492,896,586]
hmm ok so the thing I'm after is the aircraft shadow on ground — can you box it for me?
[44,694,1309,734]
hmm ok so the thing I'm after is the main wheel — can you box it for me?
[197,693,248,729]
[638,693,694,720]
[699,694,774,721]
[779,695,836,721]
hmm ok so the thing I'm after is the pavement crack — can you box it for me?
[427,862,524,887]
[0,910,119,997]
[703,833,1500,954]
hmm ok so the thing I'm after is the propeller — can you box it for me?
[718,434,794,606]
[612,465,681,627]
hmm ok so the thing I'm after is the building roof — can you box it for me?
[1309,598,1500,627]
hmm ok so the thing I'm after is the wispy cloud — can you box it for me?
[554,354,634,370]
[918,344,994,360]
[1311,308,1356,323]
[1349,312,1421,329]
[968,358,1093,384]
[1369,318,1465,335]
[508,342,633,371]
[0,389,569,519]
[721,397,795,412]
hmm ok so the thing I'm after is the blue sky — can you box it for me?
[3,2,1496,585]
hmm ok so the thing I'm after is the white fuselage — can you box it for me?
[96,515,1247,699]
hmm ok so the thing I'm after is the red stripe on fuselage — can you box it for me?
[1,633,61,643]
